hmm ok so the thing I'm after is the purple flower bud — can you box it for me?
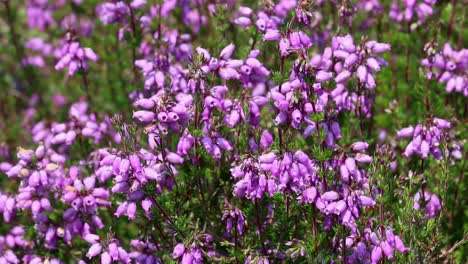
[275,99,290,111]
[344,53,358,68]
[86,243,102,259]
[216,137,233,151]
[291,109,302,123]
[372,43,391,53]
[84,195,96,207]
[359,195,376,206]
[289,32,301,48]
[219,67,240,80]
[420,140,430,158]
[259,152,277,163]
[130,0,146,9]
[316,71,333,83]
[62,191,77,203]
[255,18,266,31]
[31,200,41,215]
[84,234,100,244]
[112,156,122,175]
[298,31,312,48]
[263,29,281,41]
[321,191,339,201]
[173,243,185,259]
[340,35,356,53]
[366,73,376,89]
[366,58,381,72]
[335,70,352,83]
[302,187,317,203]
[166,152,184,164]
[260,130,274,150]
[51,133,67,144]
[157,112,168,122]
[135,98,155,109]
[355,153,373,163]
[133,111,155,123]
[144,167,161,181]
[225,59,243,69]
[426,194,442,218]
[371,246,382,264]
[118,247,129,262]
[275,112,288,126]
[397,126,414,138]
[345,157,357,172]
[127,202,137,219]
[92,188,109,199]
[35,144,45,159]
[240,65,252,75]
[381,241,393,259]
[63,208,77,222]
[202,137,214,153]
[3,250,19,263]
[238,7,253,16]
[141,198,153,215]
[129,154,141,172]
[394,236,407,253]
[225,110,240,127]
[219,43,235,60]
[212,144,222,159]
[246,58,262,69]
[84,48,98,61]
[40,198,52,211]
[65,130,76,145]
[385,229,395,246]
[351,142,369,151]
[101,252,112,264]
[340,165,350,182]
[279,38,290,56]
[234,17,251,27]
[335,200,347,213]
[177,133,194,155]
[433,118,450,129]
[330,121,342,139]
[357,65,368,83]
[334,50,349,60]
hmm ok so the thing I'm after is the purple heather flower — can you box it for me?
[398,118,454,160]
[332,34,390,89]
[422,43,467,96]
[27,0,55,30]
[389,0,437,25]
[54,40,98,76]
[413,190,442,218]
[86,243,103,259]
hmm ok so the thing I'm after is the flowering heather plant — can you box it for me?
[0,0,466,263]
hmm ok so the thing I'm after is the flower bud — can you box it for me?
[133,111,155,123]
[86,243,102,259]
[219,43,235,60]
[397,126,414,138]
[274,112,288,126]
[351,141,369,151]
[321,191,339,201]
[173,243,186,259]
[263,29,281,41]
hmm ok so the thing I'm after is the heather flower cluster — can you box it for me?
[421,43,468,96]
[54,37,98,76]
[0,0,465,263]
[389,0,437,25]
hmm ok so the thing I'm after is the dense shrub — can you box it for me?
[0,0,466,263]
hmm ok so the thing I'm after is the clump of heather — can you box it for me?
[421,43,468,96]
[0,0,466,263]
